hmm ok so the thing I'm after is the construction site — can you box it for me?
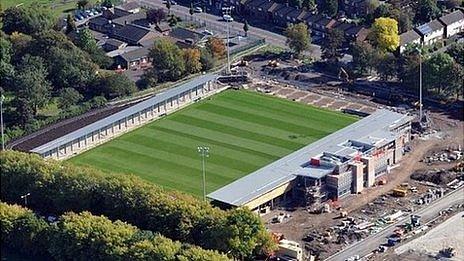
[225,50,464,261]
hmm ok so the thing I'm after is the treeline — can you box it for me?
[0,4,135,143]
[0,151,276,259]
[0,202,228,260]
[139,37,226,88]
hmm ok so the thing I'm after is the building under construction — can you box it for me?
[208,109,414,211]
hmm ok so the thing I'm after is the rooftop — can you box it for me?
[112,24,153,43]
[207,109,413,207]
[400,30,421,46]
[416,19,444,35]
[438,10,464,25]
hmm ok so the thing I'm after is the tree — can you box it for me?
[398,52,420,89]
[290,0,303,9]
[200,49,215,71]
[58,88,83,109]
[376,53,398,81]
[77,0,89,9]
[205,37,226,59]
[65,14,77,34]
[319,0,338,17]
[8,32,33,64]
[101,0,114,8]
[321,29,345,64]
[302,0,316,10]
[14,55,52,116]
[446,42,464,65]
[414,0,441,24]
[0,36,14,89]
[147,8,166,24]
[424,52,456,96]
[285,23,310,57]
[183,48,202,74]
[351,42,378,76]
[75,28,112,68]
[148,39,185,82]
[243,20,249,37]
[96,73,137,99]
[371,17,399,52]
[447,62,464,99]
[1,5,55,35]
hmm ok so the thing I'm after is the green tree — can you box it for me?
[65,14,76,34]
[200,48,215,71]
[447,62,464,99]
[59,88,83,109]
[147,8,166,24]
[0,36,15,89]
[165,0,172,15]
[77,0,89,9]
[414,0,441,24]
[1,5,55,35]
[302,0,316,10]
[243,20,249,37]
[376,53,398,81]
[319,0,338,17]
[371,17,399,52]
[285,23,311,57]
[148,39,185,82]
[321,29,345,64]
[398,51,420,90]
[75,28,112,68]
[96,73,137,99]
[423,52,454,95]
[206,37,226,59]
[101,0,114,8]
[290,0,303,8]
[14,55,52,116]
[351,42,378,75]
[446,42,464,66]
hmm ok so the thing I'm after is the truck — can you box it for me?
[277,240,303,261]
[392,188,408,197]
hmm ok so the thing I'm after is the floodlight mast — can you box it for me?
[197,146,210,201]
[222,6,234,74]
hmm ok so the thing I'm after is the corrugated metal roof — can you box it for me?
[207,109,413,206]
[31,73,217,154]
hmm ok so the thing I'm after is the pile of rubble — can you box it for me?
[422,147,463,164]
[411,169,461,186]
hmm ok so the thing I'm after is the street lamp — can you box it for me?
[0,94,5,151]
[20,193,31,206]
[197,146,209,201]
[415,46,423,124]
[222,6,234,75]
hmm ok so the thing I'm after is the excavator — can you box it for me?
[338,67,353,84]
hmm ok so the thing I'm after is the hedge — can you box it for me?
[0,151,275,258]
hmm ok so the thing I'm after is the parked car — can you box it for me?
[223,14,233,22]
[203,29,213,35]
[194,7,202,13]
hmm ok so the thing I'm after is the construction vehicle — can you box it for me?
[338,67,353,84]
[268,60,280,68]
[276,239,303,261]
[410,215,421,227]
[392,188,408,197]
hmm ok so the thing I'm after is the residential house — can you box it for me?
[88,16,114,34]
[245,0,269,19]
[286,9,310,24]
[333,21,355,38]
[398,30,421,53]
[169,27,207,46]
[341,0,369,18]
[155,22,171,35]
[345,26,369,42]
[102,39,127,52]
[115,1,141,14]
[438,10,464,38]
[112,12,149,29]
[305,13,324,31]
[114,47,150,69]
[415,19,445,45]
[112,24,158,45]
[260,1,283,22]
[273,4,295,26]
[312,16,337,37]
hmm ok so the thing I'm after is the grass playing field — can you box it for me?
[69,90,357,196]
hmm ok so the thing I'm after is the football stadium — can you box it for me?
[28,75,413,211]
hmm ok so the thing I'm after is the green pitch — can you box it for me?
[69,90,357,196]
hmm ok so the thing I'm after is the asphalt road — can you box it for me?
[325,186,464,261]
[138,0,324,59]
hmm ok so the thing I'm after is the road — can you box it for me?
[138,0,323,59]
[325,186,464,261]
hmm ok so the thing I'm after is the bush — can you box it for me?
[0,202,228,260]
[0,151,276,259]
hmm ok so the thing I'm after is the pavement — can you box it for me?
[325,186,464,261]
[138,0,354,61]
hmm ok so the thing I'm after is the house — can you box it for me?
[305,13,324,30]
[341,0,369,18]
[114,47,150,69]
[415,19,445,45]
[286,9,309,24]
[345,25,369,42]
[88,16,114,34]
[438,10,464,38]
[115,1,141,14]
[333,21,355,39]
[155,22,171,35]
[273,5,295,26]
[261,1,283,21]
[398,30,421,53]
[112,24,158,45]
[312,16,337,37]
[112,12,148,28]
[169,27,207,46]
[102,38,127,52]
[245,0,269,19]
